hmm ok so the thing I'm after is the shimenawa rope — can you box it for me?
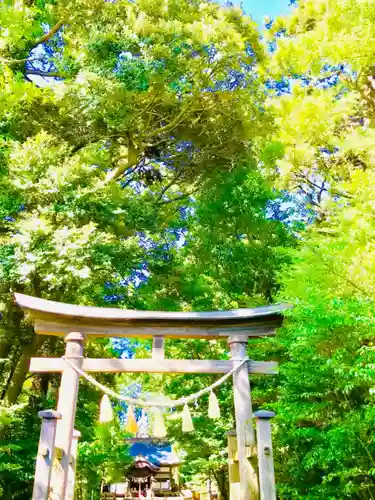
[62,356,249,408]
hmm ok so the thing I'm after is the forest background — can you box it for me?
[1,0,375,499]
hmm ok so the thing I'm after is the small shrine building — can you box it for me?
[105,438,182,498]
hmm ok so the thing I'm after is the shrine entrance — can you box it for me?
[126,458,158,497]
[14,293,289,500]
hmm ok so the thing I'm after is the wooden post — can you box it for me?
[51,332,85,500]
[254,411,276,500]
[227,429,256,500]
[229,335,258,500]
[226,430,240,500]
[65,430,81,500]
[152,335,165,360]
[32,410,62,500]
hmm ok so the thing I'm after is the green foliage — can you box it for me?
[0,403,43,499]
[0,1,279,498]
[273,179,375,497]
[3,1,375,499]
[261,0,375,213]
[268,166,375,498]
[260,2,375,497]
[133,165,293,311]
[76,422,132,500]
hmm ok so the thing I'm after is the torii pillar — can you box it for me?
[50,332,85,500]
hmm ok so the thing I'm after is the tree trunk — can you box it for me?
[213,469,229,500]
[0,342,14,384]
[0,349,21,400]
[4,335,46,405]
[0,305,23,378]
[0,341,12,359]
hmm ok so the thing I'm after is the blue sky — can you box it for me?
[241,0,292,25]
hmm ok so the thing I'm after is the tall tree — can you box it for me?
[0,1,283,498]
[262,0,375,214]
[118,165,293,497]
[261,1,375,497]
[275,172,375,499]
[0,0,266,403]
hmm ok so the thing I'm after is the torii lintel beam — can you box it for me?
[14,293,291,339]
[29,358,279,375]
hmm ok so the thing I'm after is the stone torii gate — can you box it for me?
[14,293,288,500]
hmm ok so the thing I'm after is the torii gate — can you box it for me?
[14,293,288,500]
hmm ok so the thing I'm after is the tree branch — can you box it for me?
[296,184,319,206]
[130,95,160,128]
[105,134,140,183]
[156,188,199,206]
[156,169,185,203]
[26,69,63,78]
[148,96,199,140]
[32,21,64,49]
[1,57,47,66]
[71,139,97,155]
[0,23,63,71]
[295,173,328,194]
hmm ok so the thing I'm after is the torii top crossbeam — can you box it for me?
[14,293,290,339]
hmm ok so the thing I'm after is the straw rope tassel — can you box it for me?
[153,409,167,438]
[182,404,194,432]
[208,391,220,419]
[99,394,113,423]
[126,405,138,434]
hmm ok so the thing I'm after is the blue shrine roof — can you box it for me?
[129,440,181,466]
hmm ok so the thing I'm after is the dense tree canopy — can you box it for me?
[263,0,375,211]
[0,1,283,498]
[273,176,375,498]
[260,1,375,498]
[0,0,270,409]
